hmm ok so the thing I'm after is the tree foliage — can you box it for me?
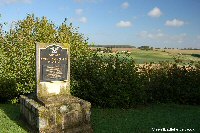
[0,14,91,102]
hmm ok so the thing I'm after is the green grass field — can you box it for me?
[0,104,200,133]
[100,49,200,64]
[127,50,173,63]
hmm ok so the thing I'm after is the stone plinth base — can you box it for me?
[20,94,93,133]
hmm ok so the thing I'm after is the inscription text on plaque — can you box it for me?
[40,45,68,82]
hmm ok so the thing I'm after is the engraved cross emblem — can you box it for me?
[50,46,59,54]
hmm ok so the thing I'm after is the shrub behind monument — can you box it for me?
[0,14,91,102]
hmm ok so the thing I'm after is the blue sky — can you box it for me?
[0,0,200,48]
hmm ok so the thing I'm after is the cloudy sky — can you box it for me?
[0,0,200,48]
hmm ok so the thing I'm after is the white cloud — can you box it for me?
[74,0,82,2]
[165,19,185,27]
[74,0,100,3]
[197,35,200,40]
[0,0,32,5]
[171,33,187,43]
[148,7,162,17]
[138,30,188,44]
[138,30,165,40]
[116,20,132,28]
[121,2,129,9]
[59,6,68,11]
[75,9,83,15]
[79,17,87,23]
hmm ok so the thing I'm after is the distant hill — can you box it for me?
[89,44,136,48]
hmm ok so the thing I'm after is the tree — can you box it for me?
[0,14,91,102]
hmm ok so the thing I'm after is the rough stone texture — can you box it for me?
[20,95,93,133]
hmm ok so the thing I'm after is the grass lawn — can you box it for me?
[0,104,200,133]
[92,104,200,133]
[0,104,28,133]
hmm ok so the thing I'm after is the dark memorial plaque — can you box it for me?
[40,45,68,82]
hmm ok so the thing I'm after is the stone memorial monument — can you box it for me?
[20,43,92,133]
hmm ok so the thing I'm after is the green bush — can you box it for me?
[71,56,200,108]
[71,53,146,108]
[0,77,17,103]
[0,14,91,102]
[142,62,200,105]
